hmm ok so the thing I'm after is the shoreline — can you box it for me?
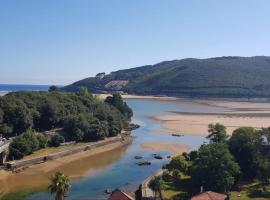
[153,112,270,136]
[97,93,270,103]
[0,135,132,197]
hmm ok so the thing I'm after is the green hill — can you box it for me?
[63,56,270,98]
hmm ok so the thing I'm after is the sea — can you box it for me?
[0,84,51,93]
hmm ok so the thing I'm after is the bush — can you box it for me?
[49,135,65,147]
[9,131,47,160]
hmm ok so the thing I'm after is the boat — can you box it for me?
[154,155,163,160]
[134,156,143,159]
[136,161,151,166]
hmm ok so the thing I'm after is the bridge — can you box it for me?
[0,139,12,165]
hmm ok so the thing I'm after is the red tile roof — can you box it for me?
[191,191,227,200]
[108,189,135,200]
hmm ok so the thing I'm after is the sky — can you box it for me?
[0,0,269,85]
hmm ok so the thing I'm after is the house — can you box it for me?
[108,189,135,200]
[191,191,228,200]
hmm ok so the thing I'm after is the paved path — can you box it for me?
[141,169,164,200]
[0,140,11,154]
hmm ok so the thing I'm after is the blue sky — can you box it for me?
[0,0,269,85]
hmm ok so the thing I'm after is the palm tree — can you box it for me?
[48,171,70,200]
[149,176,164,200]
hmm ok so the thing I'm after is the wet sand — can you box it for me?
[154,114,270,136]
[153,99,270,136]
[0,141,129,196]
[141,143,190,156]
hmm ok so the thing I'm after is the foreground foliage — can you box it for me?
[163,123,270,199]
[48,172,70,200]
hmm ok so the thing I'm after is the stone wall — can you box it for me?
[6,135,131,170]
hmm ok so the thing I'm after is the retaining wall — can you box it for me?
[6,135,130,170]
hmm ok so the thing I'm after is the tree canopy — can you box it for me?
[48,171,70,200]
[0,91,132,141]
[206,123,228,143]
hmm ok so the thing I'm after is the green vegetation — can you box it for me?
[63,56,270,98]
[206,123,228,143]
[0,188,46,200]
[48,135,65,147]
[48,172,70,200]
[157,123,270,200]
[0,90,132,160]
[9,131,47,160]
[149,176,164,200]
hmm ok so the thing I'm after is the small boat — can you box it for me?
[134,156,143,159]
[137,161,151,166]
[154,155,163,160]
[172,133,184,137]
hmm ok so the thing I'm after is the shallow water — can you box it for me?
[20,99,226,200]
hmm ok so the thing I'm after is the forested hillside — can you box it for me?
[63,56,270,97]
[0,90,132,141]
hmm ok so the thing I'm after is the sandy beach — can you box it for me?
[154,113,270,136]
[152,98,270,136]
[99,93,270,136]
[141,143,190,156]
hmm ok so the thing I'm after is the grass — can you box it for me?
[0,188,45,200]
[230,191,268,200]
[20,142,91,161]
[162,173,190,200]
[230,182,270,200]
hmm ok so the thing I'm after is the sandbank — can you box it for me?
[141,142,190,156]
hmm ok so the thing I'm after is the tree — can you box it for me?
[191,143,240,193]
[206,123,228,143]
[9,131,47,160]
[37,134,47,148]
[105,94,133,120]
[77,87,92,98]
[9,136,31,160]
[0,123,13,137]
[149,176,164,199]
[167,155,190,174]
[49,86,60,92]
[22,130,40,152]
[4,103,33,135]
[38,100,61,130]
[48,171,70,200]
[0,108,3,123]
[229,127,262,180]
[49,135,65,147]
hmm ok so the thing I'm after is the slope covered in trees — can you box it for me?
[0,90,132,140]
[63,56,270,97]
